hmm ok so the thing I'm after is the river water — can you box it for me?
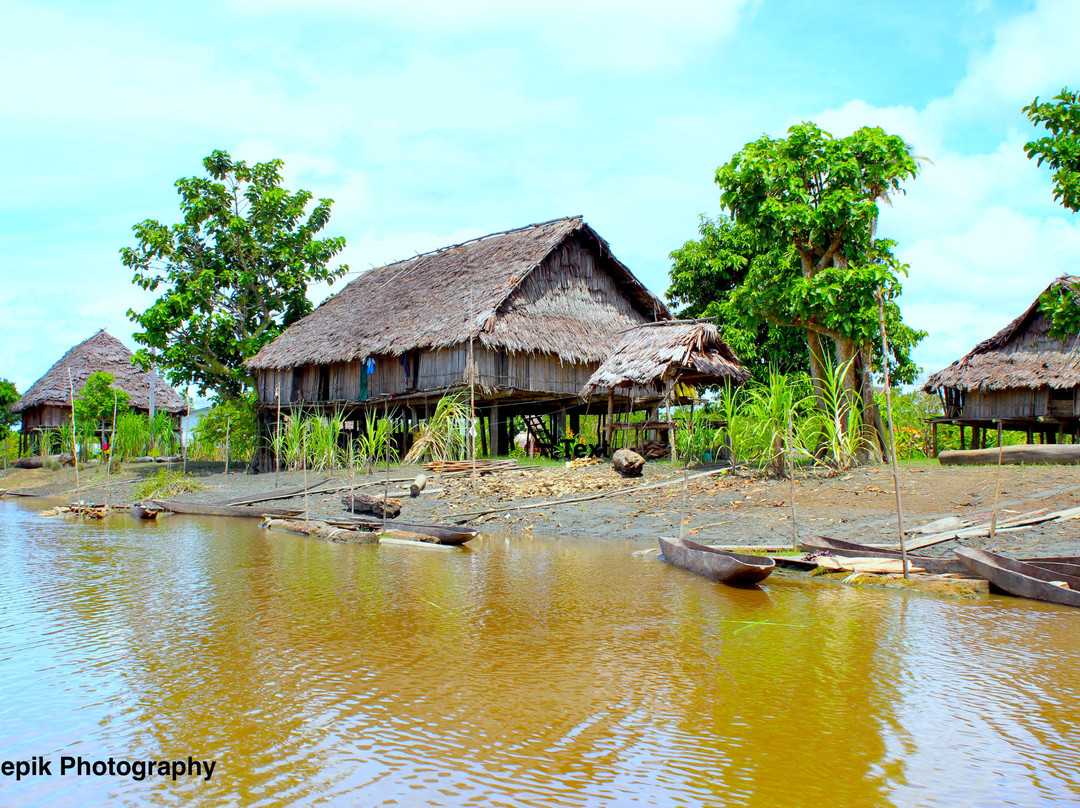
[1,498,1078,807]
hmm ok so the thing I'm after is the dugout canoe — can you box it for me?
[800,535,966,574]
[954,548,1080,608]
[326,516,478,545]
[148,499,304,519]
[802,535,1080,577]
[658,536,775,586]
[129,502,164,520]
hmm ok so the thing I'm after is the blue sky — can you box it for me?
[3,0,1079,400]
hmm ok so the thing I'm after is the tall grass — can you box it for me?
[404,393,469,464]
[355,410,399,472]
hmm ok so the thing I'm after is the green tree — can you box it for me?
[668,215,808,381]
[676,122,925,449]
[73,372,130,453]
[0,378,19,432]
[123,150,348,400]
[191,393,258,462]
[1024,89,1080,335]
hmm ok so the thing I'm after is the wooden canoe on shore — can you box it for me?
[800,535,966,575]
[955,548,1080,608]
[129,502,164,519]
[325,516,478,545]
[658,536,775,586]
[148,499,303,519]
[801,535,1080,577]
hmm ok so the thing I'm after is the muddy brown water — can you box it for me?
[2,499,1078,807]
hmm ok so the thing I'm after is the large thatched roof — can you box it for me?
[246,216,669,370]
[12,330,187,414]
[580,321,750,398]
[924,276,1080,392]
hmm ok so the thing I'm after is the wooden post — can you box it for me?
[990,419,1004,541]
[930,421,938,459]
[68,368,79,496]
[606,391,614,455]
[224,416,231,477]
[275,380,282,487]
[876,290,910,579]
[489,401,500,458]
[468,331,477,491]
[105,389,118,509]
[960,425,966,450]
[383,395,391,533]
[1026,428,1033,444]
[787,408,798,550]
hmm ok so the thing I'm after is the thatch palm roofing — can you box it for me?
[924,276,1080,392]
[12,330,187,414]
[246,216,669,370]
[580,321,751,398]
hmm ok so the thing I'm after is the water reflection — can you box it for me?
[1,500,1078,807]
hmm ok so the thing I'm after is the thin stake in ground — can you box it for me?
[876,289,911,579]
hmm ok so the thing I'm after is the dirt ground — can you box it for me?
[4,457,1080,558]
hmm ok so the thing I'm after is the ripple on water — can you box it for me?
[1,500,1079,806]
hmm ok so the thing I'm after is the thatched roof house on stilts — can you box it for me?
[924,276,1080,455]
[245,217,671,467]
[12,330,187,454]
[580,320,750,457]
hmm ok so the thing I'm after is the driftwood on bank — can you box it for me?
[939,444,1080,466]
[341,491,402,518]
[149,499,303,518]
[13,453,74,469]
[612,448,645,477]
[903,506,1080,550]
[262,518,378,544]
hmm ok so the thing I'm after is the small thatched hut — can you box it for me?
[13,330,187,452]
[246,216,670,462]
[924,276,1080,451]
[580,320,750,452]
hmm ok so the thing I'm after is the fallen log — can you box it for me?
[410,474,428,498]
[939,444,1080,466]
[262,518,378,544]
[217,477,331,506]
[381,528,437,543]
[149,499,303,518]
[13,453,74,469]
[341,491,402,518]
[812,555,926,574]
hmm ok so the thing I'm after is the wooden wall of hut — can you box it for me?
[254,347,600,407]
[957,387,1080,420]
[19,405,70,432]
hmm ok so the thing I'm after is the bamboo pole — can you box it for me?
[303,430,309,521]
[275,380,282,488]
[469,329,477,491]
[990,419,1004,541]
[224,416,231,477]
[383,395,391,534]
[68,368,79,496]
[875,290,910,579]
[105,389,118,508]
[787,408,798,550]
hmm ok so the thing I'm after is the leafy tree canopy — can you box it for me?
[671,123,925,395]
[668,216,808,381]
[1024,89,1080,336]
[1024,87,1080,212]
[124,150,348,400]
[0,378,19,432]
[73,372,130,429]
[192,392,258,461]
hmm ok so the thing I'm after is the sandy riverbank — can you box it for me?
[4,456,1080,559]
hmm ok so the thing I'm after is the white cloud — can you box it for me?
[809,0,1080,379]
[227,0,757,70]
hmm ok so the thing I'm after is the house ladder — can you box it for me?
[521,413,556,456]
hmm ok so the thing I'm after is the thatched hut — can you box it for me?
[924,276,1080,451]
[245,216,670,462]
[12,330,187,452]
[580,320,750,452]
